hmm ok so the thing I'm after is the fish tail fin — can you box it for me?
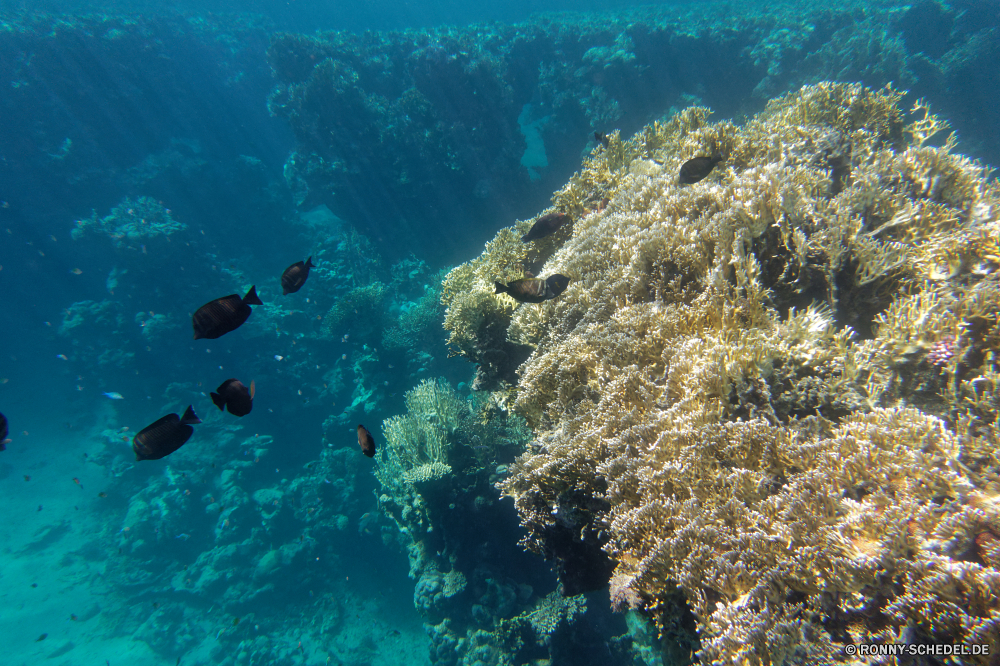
[250,380,256,399]
[244,285,263,306]
[210,393,226,411]
[520,234,531,242]
[305,256,315,268]
[181,405,202,425]
[494,282,506,294]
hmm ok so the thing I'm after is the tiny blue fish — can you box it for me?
[103,392,124,400]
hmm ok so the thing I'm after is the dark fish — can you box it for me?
[521,212,570,243]
[281,256,315,295]
[357,425,376,458]
[210,379,255,417]
[35,634,47,642]
[192,286,263,340]
[133,406,201,461]
[678,155,723,185]
[0,411,8,450]
[494,274,570,304]
[594,131,610,148]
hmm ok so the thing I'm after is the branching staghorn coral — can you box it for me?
[438,82,1000,663]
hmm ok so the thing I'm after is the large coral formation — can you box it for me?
[440,82,1000,663]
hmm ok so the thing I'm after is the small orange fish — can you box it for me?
[70,268,83,275]
[73,477,83,488]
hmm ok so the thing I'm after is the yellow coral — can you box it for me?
[465,82,1000,665]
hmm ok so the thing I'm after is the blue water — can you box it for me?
[0,0,998,664]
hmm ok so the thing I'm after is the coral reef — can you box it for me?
[439,82,1000,663]
[71,196,185,246]
[99,415,383,664]
[374,378,614,666]
[265,0,1000,264]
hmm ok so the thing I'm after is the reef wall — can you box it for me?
[444,82,1000,664]
[266,0,1000,265]
[373,378,638,666]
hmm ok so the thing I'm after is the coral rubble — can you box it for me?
[443,82,1000,664]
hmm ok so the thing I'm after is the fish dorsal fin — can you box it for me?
[250,380,256,399]
[305,256,314,268]
[244,285,263,306]
[181,405,202,425]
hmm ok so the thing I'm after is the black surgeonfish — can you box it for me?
[521,212,571,243]
[357,424,376,458]
[495,274,570,303]
[678,155,723,185]
[211,378,254,417]
[0,411,9,451]
[192,286,263,340]
[281,256,315,295]
[133,406,201,461]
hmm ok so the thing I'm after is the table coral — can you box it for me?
[437,81,1000,664]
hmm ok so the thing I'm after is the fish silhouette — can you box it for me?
[521,212,570,243]
[192,286,263,340]
[357,424,376,458]
[211,379,254,417]
[495,274,570,303]
[0,411,9,450]
[678,155,723,185]
[281,257,315,295]
[133,406,201,461]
